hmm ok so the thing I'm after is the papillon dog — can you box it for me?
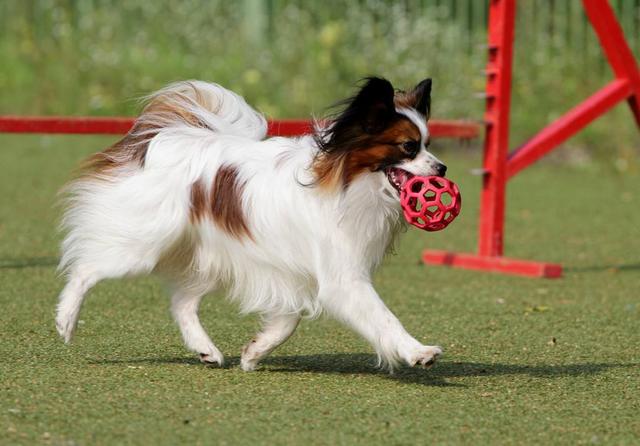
[56,77,447,371]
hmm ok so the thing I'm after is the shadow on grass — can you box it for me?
[0,256,58,269]
[90,353,635,387]
[566,262,640,273]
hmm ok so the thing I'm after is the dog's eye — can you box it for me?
[401,141,420,155]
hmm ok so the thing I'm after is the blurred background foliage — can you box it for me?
[0,0,638,170]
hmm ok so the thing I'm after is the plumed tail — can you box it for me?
[82,80,268,175]
[144,80,268,140]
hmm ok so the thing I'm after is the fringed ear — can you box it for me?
[315,77,396,154]
[352,77,396,133]
[311,77,397,190]
[412,78,432,118]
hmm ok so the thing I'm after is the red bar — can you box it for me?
[0,115,480,139]
[266,119,313,136]
[422,250,562,278]
[0,116,135,134]
[582,0,640,83]
[506,79,632,179]
[582,0,640,127]
[0,116,310,136]
[428,120,480,139]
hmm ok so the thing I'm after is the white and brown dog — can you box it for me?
[56,77,446,371]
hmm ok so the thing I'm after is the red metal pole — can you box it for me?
[477,0,516,257]
[0,116,314,137]
[582,0,640,127]
[422,250,562,278]
[0,115,480,139]
[506,79,632,179]
[0,116,135,135]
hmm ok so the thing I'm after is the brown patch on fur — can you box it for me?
[343,145,400,185]
[81,121,158,176]
[210,165,252,240]
[189,180,208,223]
[313,117,421,190]
[80,82,214,178]
[394,91,415,109]
[377,118,422,146]
[394,80,431,118]
[312,152,349,190]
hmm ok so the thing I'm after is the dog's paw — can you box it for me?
[240,357,258,372]
[407,345,443,368]
[240,340,261,372]
[55,313,76,344]
[198,349,224,367]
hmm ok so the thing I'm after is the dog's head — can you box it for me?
[313,77,446,196]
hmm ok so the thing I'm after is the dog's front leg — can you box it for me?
[318,279,441,371]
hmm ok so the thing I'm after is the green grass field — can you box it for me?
[1,135,639,445]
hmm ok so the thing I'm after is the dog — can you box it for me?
[56,77,446,371]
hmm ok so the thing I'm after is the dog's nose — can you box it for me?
[435,163,447,177]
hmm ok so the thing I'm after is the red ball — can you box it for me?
[400,176,461,231]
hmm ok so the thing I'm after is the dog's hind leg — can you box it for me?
[241,313,301,371]
[171,287,224,366]
[56,270,101,343]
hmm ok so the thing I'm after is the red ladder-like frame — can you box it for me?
[423,0,640,278]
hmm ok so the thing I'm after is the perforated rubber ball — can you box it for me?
[400,176,461,231]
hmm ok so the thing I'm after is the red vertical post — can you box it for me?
[477,0,516,257]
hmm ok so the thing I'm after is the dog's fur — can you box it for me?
[56,77,447,371]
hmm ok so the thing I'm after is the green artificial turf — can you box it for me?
[1,135,639,445]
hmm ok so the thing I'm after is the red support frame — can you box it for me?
[423,0,640,278]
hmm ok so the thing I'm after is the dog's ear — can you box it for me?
[315,77,396,157]
[351,77,396,133]
[411,78,432,119]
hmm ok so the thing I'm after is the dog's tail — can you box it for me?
[81,80,268,175]
[142,80,268,140]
